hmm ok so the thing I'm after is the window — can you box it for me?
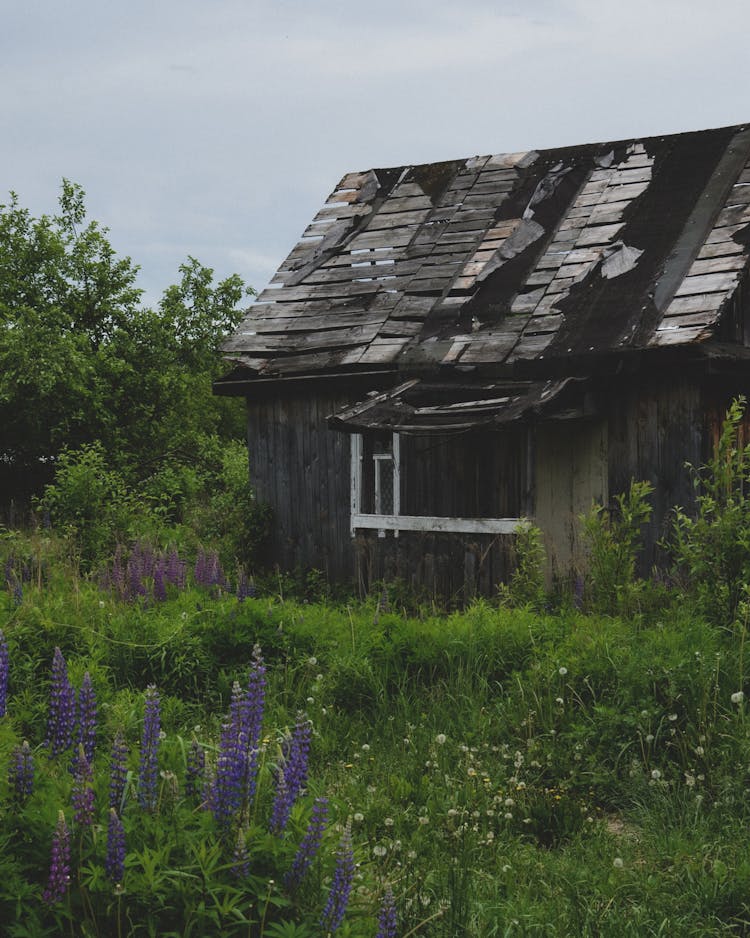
[350,431,522,537]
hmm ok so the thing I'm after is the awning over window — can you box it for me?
[329,377,585,433]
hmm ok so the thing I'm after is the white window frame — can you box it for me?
[350,432,523,537]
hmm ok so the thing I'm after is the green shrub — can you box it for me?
[37,443,154,569]
[580,479,654,615]
[671,397,750,625]
[499,521,547,609]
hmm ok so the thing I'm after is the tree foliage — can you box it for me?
[0,181,252,478]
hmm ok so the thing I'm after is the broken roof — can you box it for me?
[221,123,750,385]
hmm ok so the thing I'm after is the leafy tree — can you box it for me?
[0,182,252,485]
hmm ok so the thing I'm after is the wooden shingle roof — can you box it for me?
[221,124,750,383]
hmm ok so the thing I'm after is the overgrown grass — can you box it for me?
[3,530,750,934]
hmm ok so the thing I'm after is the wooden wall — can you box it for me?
[356,426,530,601]
[245,391,355,582]
[534,418,608,579]
[244,371,750,599]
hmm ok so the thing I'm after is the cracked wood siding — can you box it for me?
[245,391,355,581]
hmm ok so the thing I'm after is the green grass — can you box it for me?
[3,531,750,935]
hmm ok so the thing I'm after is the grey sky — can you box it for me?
[4,0,750,307]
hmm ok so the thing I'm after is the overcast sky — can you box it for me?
[4,0,750,307]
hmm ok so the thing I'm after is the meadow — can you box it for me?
[2,524,750,937]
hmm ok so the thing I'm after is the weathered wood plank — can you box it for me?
[688,255,747,275]
[588,201,632,223]
[716,203,750,227]
[674,271,739,296]
[347,229,415,250]
[365,209,432,231]
[696,240,745,259]
[244,323,384,351]
[510,288,545,313]
[374,196,434,213]
[358,339,410,363]
[600,181,649,203]
[575,223,625,246]
[650,326,711,346]
[661,293,726,315]
[545,277,575,295]
[352,513,522,535]
[726,184,750,205]
[525,269,556,286]
[508,333,554,358]
[655,310,721,329]
[706,224,745,244]
[524,313,564,332]
[256,280,384,303]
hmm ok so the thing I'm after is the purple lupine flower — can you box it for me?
[210,707,246,833]
[194,548,208,587]
[376,886,397,938]
[71,746,95,827]
[77,671,97,762]
[126,557,147,603]
[269,715,312,835]
[243,645,266,803]
[47,647,75,757]
[244,645,266,747]
[165,549,185,588]
[320,821,355,933]
[109,730,129,811]
[232,828,250,879]
[105,809,126,885]
[152,558,167,602]
[9,740,34,802]
[0,629,8,717]
[185,739,205,800]
[138,686,161,811]
[139,542,156,580]
[43,811,71,905]
[285,797,329,891]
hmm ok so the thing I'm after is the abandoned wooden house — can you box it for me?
[216,123,750,598]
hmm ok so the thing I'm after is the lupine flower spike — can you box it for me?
[47,647,75,757]
[285,796,329,891]
[72,746,95,827]
[43,811,71,905]
[138,686,161,811]
[77,671,97,762]
[9,740,34,803]
[105,809,126,885]
[320,821,355,933]
[0,629,8,717]
[376,886,398,938]
[270,715,312,834]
